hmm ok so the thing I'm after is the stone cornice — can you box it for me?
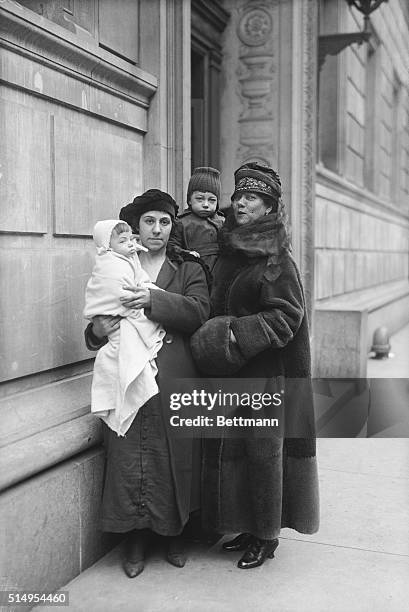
[192,0,230,34]
[0,1,157,107]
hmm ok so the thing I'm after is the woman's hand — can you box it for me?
[121,285,151,309]
[92,315,121,338]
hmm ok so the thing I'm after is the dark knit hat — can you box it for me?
[187,167,221,203]
[232,162,282,201]
[119,189,178,231]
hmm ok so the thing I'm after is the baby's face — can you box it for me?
[110,230,136,258]
[189,191,217,218]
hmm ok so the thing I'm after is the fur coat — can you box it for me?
[190,214,319,539]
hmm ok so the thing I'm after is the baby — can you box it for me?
[84,220,165,436]
[168,166,225,273]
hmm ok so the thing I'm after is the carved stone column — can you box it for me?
[286,0,318,323]
[236,3,279,164]
[220,0,318,321]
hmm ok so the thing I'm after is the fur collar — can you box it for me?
[219,211,290,265]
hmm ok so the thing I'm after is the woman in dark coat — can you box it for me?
[191,163,319,569]
[85,189,210,578]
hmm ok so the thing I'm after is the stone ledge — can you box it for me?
[314,281,409,377]
[0,413,103,492]
[316,279,409,313]
[0,371,92,447]
[316,165,409,224]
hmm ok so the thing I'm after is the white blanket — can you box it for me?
[84,251,165,436]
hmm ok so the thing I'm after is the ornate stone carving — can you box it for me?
[238,149,273,166]
[238,55,275,121]
[237,7,272,46]
[235,0,278,165]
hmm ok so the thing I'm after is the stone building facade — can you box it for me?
[0,0,408,593]
[314,0,409,377]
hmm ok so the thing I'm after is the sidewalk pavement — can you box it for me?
[38,325,409,612]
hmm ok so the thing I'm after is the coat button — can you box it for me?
[165,334,173,344]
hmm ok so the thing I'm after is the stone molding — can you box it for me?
[0,412,102,492]
[192,0,229,39]
[298,0,318,320]
[0,1,157,111]
[161,0,191,205]
[317,165,409,225]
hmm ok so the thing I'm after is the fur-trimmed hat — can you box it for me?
[232,162,282,201]
[187,167,221,204]
[119,189,178,231]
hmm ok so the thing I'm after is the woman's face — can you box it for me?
[138,210,172,251]
[232,191,272,225]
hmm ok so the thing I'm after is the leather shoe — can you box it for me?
[222,533,253,552]
[123,559,144,578]
[122,530,148,578]
[237,538,279,569]
[166,536,187,568]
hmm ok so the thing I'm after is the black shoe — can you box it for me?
[237,538,279,569]
[222,533,253,552]
[123,530,148,578]
[166,536,187,568]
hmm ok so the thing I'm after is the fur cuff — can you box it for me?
[190,316,247,375]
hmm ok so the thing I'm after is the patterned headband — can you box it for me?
[233,177,277,198]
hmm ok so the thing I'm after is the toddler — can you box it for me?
[168,167,225,273]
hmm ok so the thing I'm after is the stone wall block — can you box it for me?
[75,448,119,572]
[314,310,368,378]
[0,449,115,594]
[344,251,356,293]
[0,462,81,593]
[315,197,327,248]
[332,250,345,297]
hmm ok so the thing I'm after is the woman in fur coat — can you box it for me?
[191,163,319,569]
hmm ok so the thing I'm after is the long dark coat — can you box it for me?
[86,258,210,535]
[191,233,319,539]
